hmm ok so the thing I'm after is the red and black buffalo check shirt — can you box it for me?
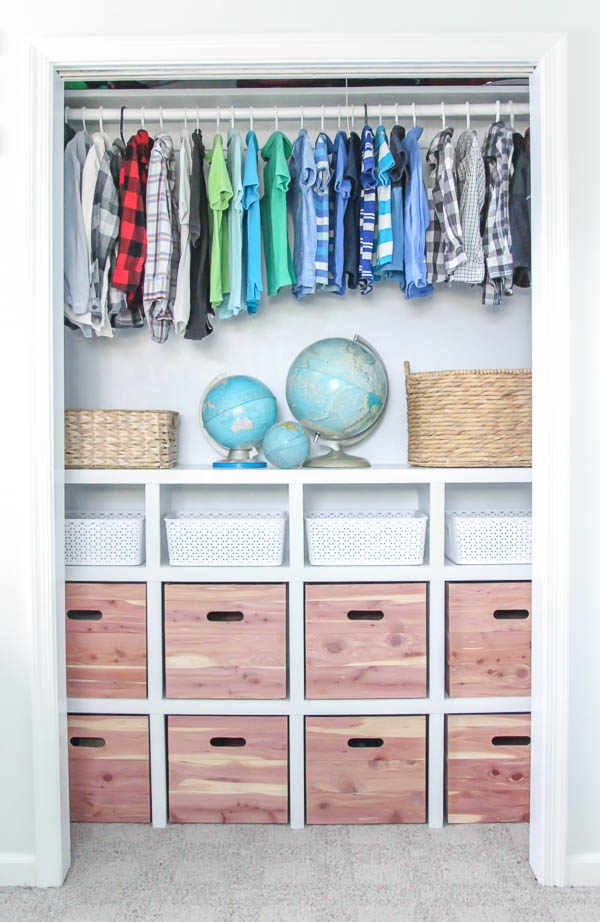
[112,130,154,297]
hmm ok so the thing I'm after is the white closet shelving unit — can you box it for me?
[66,464,532,829]
[64,80,532,831]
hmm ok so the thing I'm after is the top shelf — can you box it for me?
[64,465,532,486]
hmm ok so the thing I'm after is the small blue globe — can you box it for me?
[202,375,277,452]
[286,337,388,440]
[263,422,311,469]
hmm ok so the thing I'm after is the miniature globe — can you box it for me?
[263,421,311,469]
[286,337,388,467]
[201,375,277,463]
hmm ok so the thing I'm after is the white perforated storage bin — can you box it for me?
[65,512,145,565]
[165,512,287,566]
[445,510,532,565]
[305,512,428,566]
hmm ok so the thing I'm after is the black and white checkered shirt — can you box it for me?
[453,130,486,285]
[426,127,466,284]
[482,122,514,305]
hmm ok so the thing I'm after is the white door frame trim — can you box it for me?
[24,31,569,887]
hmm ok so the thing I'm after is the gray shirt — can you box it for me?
[64,131,92,319]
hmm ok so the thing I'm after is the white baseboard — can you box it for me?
[0,853,38,887]
[567,854,600,887]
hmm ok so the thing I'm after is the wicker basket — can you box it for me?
[404,362,531,467]
[65,409,178,469]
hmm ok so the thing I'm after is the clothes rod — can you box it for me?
[64,102,529,125]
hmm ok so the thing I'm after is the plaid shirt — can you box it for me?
[112,130,153,303]
[143,134,180,343]
[426,128,466,284]
[453,130,486,285]
[482,122,514,305]
[90,139,125,333]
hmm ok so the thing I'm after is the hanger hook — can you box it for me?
[321,105,324,133]
[412,102,416,128]
[363,103,368,125]
[196,107,200,131]
[99,105,104,136]
[509,99,515,129]
[379,103,382,126]
[274,105,278,131]
[345,78,350,132]
[338,104,341,129]
[496,99,500,123]
[231,106,235,130]
[441,101,446,129]
[395,102,399,126]
[466,101,470,130]
[120,105,125,143]
[216,105,220,135]
[351,103,355,129]
[159,106,164,132]
[249,105,253,132]
[184,107,188,131]
[300,105,304,130]
[141,106,145,130]
[81,105,87,133]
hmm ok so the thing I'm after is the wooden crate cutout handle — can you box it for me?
[347,738,384,748]
[67,609,103,621]
[491,735,531,746]
[69,736,106,748]
[346,610,384,621]
[493,609,530,620]
[206,611,244,622]
[209,737,247,747]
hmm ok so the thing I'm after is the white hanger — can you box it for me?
[466,101,470,130]
[412,102,416,128]
[216,105,220,135]
[184,108,188,132]
[395,103,399,126]
[509,100,515,129]
[231,106,235,130]
[159,106,164,132]
[99,106,104,136]
[300,105,304,130]
[196,107,200,131]
[81,105,87,133]
[351,104,355,129]
[141,106,145,130]
[321,105,325,134]
[379,103,382,126]
[338,104,341,130]
[249,105,254,132]
[496,99,501,123]
[274,105,278,131]
[441,101,446,129]
[345,79,350,132]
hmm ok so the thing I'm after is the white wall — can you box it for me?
[1,0,599,887]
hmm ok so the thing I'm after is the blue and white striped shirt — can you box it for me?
[313,132,331,288]
[359,125,377,295]
[374,125,394,269]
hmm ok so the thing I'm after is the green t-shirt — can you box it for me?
[260,131,296,296]
[207,134,233,307]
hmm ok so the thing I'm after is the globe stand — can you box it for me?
[303,447,370,468]
[213,448,266,469]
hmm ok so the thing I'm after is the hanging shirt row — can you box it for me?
[63,116,531,343]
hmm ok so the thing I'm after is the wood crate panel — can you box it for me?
[68,715,150,823]
[65,583,147,698]
[446,713,531,824]
[305,583,427,699]
[446,582,531,697]
[168,716,288,824]
[164,584,287,699]
[305,716,426,825]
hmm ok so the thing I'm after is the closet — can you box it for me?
[62,80,532,830]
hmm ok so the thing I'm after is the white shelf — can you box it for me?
[65,464,532,485]
[64,464,533,829]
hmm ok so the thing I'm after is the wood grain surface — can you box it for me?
[446,713,531,823]
[65,583,147,699]
[68,714,150,823]
[305,584,427,699]
[305,715,427,824]
[168,716,288,823]
[164,584,287,699]
[446,582,531,697]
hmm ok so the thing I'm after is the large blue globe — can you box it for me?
[202,375,277,451]
[286,338,388,440]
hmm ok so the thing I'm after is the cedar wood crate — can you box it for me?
[404,362,532,467]
[65,409,178,469]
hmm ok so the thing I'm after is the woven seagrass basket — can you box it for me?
[404,362,531,467]
[65,409,178,469]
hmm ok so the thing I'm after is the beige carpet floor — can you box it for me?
[1,823,600,921]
